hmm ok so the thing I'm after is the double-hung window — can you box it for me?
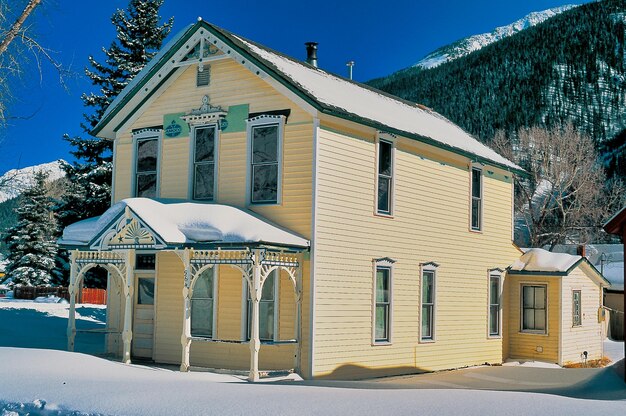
[374,266,391,342]
[421,265,437,341]
[521,285,547,333]
[488,273,501,337]
[192,125,217,200]
[572,290,582,327]
[248,116,283,204]
[246,270,277,341]
[191,268,216,338]
[134,131,160,197]
[471,166,482,231]
[377,139,394,215]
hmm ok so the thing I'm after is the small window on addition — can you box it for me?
[572,290,582,327]
[136,253,156,271]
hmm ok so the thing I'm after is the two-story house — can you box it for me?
[61,20,539,381]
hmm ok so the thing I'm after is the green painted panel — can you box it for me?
[163,113,189,138]
[221,104,249,133]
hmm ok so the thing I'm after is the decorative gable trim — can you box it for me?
[89,206,167,250]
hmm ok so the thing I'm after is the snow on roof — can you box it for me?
[234,35,522,172]
[60,198,309,249]
[95,21,522,173]
[510,248,581,273]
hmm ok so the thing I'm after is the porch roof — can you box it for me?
[59,198,309,250]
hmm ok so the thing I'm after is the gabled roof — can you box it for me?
[604,206,626,236]
[508,248,610,287]
[93,20,524,175]
[59,198,309,250]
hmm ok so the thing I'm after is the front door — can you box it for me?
[132,275,155,359]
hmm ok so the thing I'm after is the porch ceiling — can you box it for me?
[58,198,309,251]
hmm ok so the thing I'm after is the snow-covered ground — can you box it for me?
[0,301,624,416]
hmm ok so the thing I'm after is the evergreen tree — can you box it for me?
[3,171,57,287]
[58,0,173,228]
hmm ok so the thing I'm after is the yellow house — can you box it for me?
[507,248,609,365]
[61,19,536,381]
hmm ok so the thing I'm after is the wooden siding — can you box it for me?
[507,275,560,363]
[312,125,520,379]
[560,266,604,364]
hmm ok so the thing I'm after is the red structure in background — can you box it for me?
[13,286,107,305]
[80,288,107,305]
[603,206,626,383]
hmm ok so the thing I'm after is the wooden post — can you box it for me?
[180,248,192,372]
[249,249,262,382]
[622,226,626,382]
[122,249,135,364]
[294,255,303,374]
[66,250,78,352]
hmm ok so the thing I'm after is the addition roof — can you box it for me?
[93,20,524,175]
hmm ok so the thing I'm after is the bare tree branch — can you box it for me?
[0,0,41,57]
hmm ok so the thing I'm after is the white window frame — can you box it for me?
[245,115,285,206]
[572,289,582,327]
[375,132,396,217]
[520,283,548,334]
[132,128,162,198]
[241,269,279,342]
[420,262,438,343]
[372,258,395,345]
[188,123,219,201]
[190,266,219,339]
[488,270,503,338]
[470,163,483,232]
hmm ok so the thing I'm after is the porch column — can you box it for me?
[249,249,262,382]
[122,249,135,364]
[66,250,78,352]
[294,255,303,374]
[180,248,192,372]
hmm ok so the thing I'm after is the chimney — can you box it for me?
[577,245,586,258]
[346,60,355,80]
[305,42,318,67]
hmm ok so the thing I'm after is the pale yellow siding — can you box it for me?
[312,124,519,379]
[507,275,560,363]
[560,266,604,364]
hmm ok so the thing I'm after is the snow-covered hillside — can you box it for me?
[416,5,577,69]
[0,160,66,203]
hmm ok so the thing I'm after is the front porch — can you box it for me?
[60,199,309,381]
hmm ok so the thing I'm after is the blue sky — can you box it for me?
[0,0,587,174]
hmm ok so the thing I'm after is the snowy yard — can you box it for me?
[0,300,625,416]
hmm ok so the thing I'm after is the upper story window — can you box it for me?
[376,137,394,215]
[191,125,217,200]
[133,129,160,198]
[247,115,284,205]
[196,64,210,87]
[471,166,483,231]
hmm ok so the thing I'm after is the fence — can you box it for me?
[608,309,624,341]
[13,286,107,305]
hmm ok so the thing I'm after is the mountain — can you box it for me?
[0,160,66,203]
[416,5,577,69]
[368,1,626,178]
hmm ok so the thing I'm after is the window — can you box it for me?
[191,268,215,338]
[135,134,159,197]
[572,290,582,327]
[489,274,501,336]
[374,266,391,342]
[192,125,217,200]
[471,166,482,231]
[137,278,155,305]
[421,268,436,341]
[196,64,210,86]
[521,285,547,333]
[377,139,393,215]
[135,254,156,270]
[248,117,283,204]
[246,270,276,341]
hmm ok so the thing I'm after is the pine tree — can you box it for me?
[3,171,58,287]
[58,0,173,228]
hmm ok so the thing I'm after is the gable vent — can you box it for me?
[196,64,210,87]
